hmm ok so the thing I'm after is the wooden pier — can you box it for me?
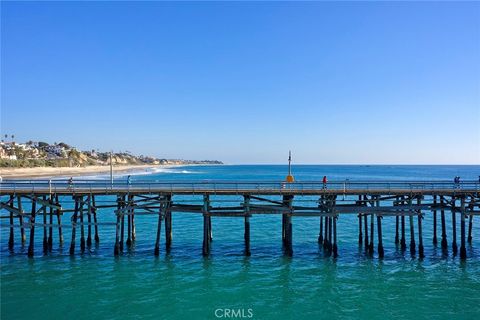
[1,180,479,259]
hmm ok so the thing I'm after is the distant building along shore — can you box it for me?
[0,140,222,168]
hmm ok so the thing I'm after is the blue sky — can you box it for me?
[1,1,479,164]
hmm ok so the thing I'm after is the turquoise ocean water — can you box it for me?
[1,165,480,319]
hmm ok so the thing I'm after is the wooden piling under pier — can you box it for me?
[8,195,14,250]
[440,196,448,251]
[452,197,458,256]
[417,197,424,259]
[433,195,438,245]
[0,179,478,260]
[460,197,467,260]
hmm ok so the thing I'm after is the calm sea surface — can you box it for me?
[1,165,480,319]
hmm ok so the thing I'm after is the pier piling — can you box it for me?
[460,197,467,260]
[114,196,122,256]
[27,198,37,257]
[56,195,64,245]
[409,199,416,256]
[318,216,323,244]
[69,197,79,255]
[126,198,132,248]
[8,195,14,250]
[244,196,251,256]
[92,196,99,243]
[87,196,92,248]
[433,195,438,245]
[364,214,369,250]
[43,195,48,254]
[418,198,424,258]
[369,213,374,255]
[452,198,458,256]
[48,197,53,252]
[468,215,473,244]
[377,215,384,258]
[333,216,338,258]
[80,197,86,253]
[17,196,26,244]
[440,196,448,251]
[202,195,211,256]
[401,215,406,251]
[154,196,163,256]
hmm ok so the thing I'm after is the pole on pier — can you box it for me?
[468,214,473,245]
[433,195,438,245]
[114,196,122,256]
[8,195,14,250]
[460,197,467,260]
[80,197,86,253]
[202,195,211,256]
[87,195,92,248]
[27,198,37,257]
[56,194,64,245]
[154,196,163,256]
[452,197,458,256]
[92,196,99,243]
[244,195,251,256]
[69,196,79,255]
[440,196,447,251]
[18,196,26,244]
[417,197,424,259]
[43,195,48,254]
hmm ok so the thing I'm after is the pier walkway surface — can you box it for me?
[1,180,479,259]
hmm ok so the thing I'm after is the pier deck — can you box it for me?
[1,180,479,259]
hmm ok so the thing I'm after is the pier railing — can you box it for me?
[1,179,479,194]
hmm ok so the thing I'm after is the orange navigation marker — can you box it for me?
[286,151,294,183]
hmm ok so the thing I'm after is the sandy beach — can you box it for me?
[0,164,165,179]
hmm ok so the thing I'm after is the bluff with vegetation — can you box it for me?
[0,141,222,168]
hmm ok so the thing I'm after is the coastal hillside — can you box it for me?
[0,140,222,168]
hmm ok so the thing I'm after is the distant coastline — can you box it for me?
[0,140,222,178]
[0,164,185,179]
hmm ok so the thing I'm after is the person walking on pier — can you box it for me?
[454,176,460,189]
[67,177,73,190]
[322,176,328,190]
[127,175,132,187]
